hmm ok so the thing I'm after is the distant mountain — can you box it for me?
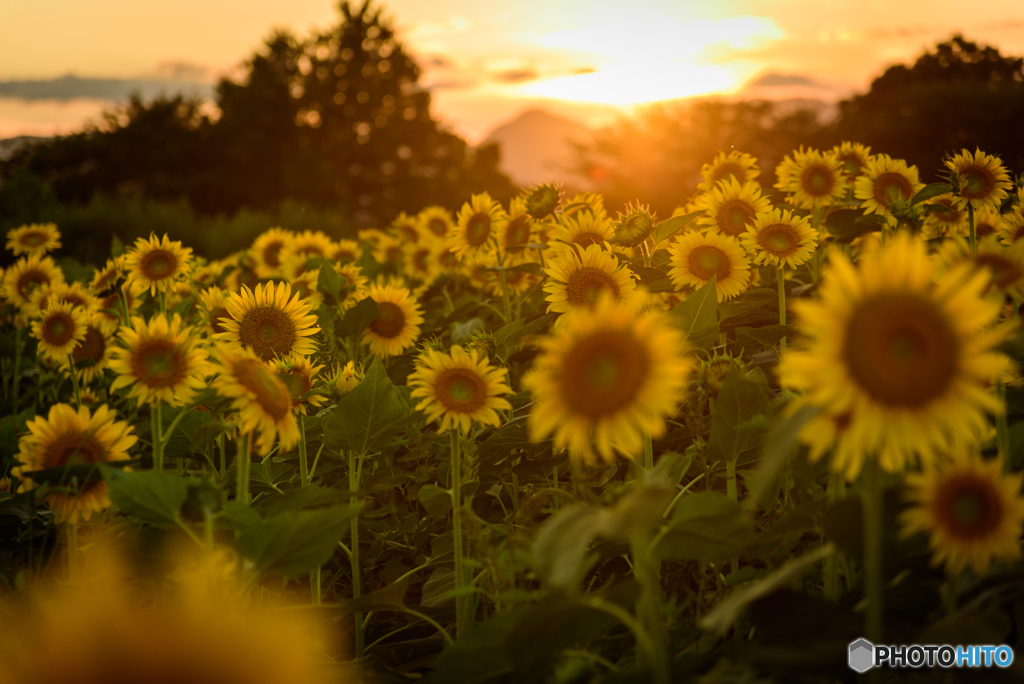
[480,109,593,189]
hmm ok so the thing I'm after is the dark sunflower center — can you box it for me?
[712,162,744,185]
[566,267,620,308]
[687,246,731,281]
[974,253,1024,291]
[977,221,997,238]
[572,231,605,247]
[758,224,799,256]
[44,431,103,468]
[843,293,958,408]
[960,166,996,200]
[131,340,186,389]
[239,306,297,360]
[429,217,449,236]
[239,266,260,291]
[873,172,913,208]
[262,240,284,268]
[72,326,105,365]
[141,249,177,280]
[210,306,230,334]
[336,247,357,261]
[465,213,492,247]
[716,200,755,237]
[400,225,420,243]
[17,269,49,297]
[435,368,488,413]
[935,475,1004,540]
[439,249,460,269]
[235,359,291,421]
[560,329,651,417]
[370,301,407,339]
[22,232,46,246]
[505,216,531,249]
[801,165,836,197]
[43,312,75,347]
[413,248,430,273]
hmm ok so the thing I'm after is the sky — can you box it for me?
[1,0,1023,141]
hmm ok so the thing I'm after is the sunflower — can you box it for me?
[921,194,969,239]
[390,212,423,244]
[668,231,751,301]
[854,154,925,224]
[109,314,209,406]
[831,142,872,186]
[96,281,143,335]
[549,209,615,252]
[12,403,137,524]
[774,147,846,210]
[562,192,609,223]
[613,203,657,248]
[68,313,115,384]
[500,197,536,254]
[250,227,292,279]
[26,281,98,319]
[270,354,326,415]
[409,345,512,434]
[999,210,1024,246]
[543,243,638,316]
[483,256,541,297]
[780,233,1009,477]
[211,344,299,455]
[216,282,319,361]
[418,206,455,239]
[358,228,387,251]
[522,182,563,219]
[901,453,1024,576]
[124,234,193,296]
[433,237,463,276]
[1,254,66,309]
[279,230,332,265]
[525,295,694,463]
[334,262,370,311]
[332,361,363,396]
[453,192,508,259]
[331,238,361,262]
[946,148,1013,213]
[403,241,437,283]
[197,286,233,338]
[696,178,772,238]
[973,206,1002,240]
[741,209,819,269]
[89,256,127,293]
[361,283,424,358]
[6,223,61,257]
[697,150,760,193]
[937,235,1024,301]
[223,253,261,293]
[372,234,404,269]
[31,301,87,364]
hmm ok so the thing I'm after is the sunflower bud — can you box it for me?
[613,203,656,247]
[524,183,562,220]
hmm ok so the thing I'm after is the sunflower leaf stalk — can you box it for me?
[348,448,365,658]
[862,457,885,644]
[152,399,164,472]
[235,433,250,504]
[450,429,469,637]
[629,533,670,684]
[67,353,81,408]
[777,265,787,356]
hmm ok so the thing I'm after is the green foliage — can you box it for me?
[323,356,412,455]
[671,276,718,352]
[236,505,362,579]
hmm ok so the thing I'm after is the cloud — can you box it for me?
[745,73,828,89]
[0,75,214,102]
[493,68,540,84]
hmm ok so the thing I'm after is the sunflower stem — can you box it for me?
[349,449,364,658]
[640,237,653,269]
[968,203,977,255]
[498,268,513,324]
[862,457,885,644]
[218,433,226,479]
[777,264,787,357]
[450,430,468,638]
[629,532,669,684]
[118,286,131,326]
[726,459,740,577]
[235,433,250,504]
[643,432,654,472]
[152,399,164,472]
[67,353,81,408]
[65,521,79,580]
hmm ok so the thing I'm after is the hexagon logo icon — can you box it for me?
[849,638,874,673]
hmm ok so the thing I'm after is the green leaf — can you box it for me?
[671,275,718,352]
[718,288,777,326]
[596,483,675,542]
[258,485,354,518]
[235,504,362,579]
[654,493,756,562]
[652,210,705,244]
[162,407,219,460]
[826,209,887,243]
[0,407,35,462]
[735,324,797,350]
[334,296,380,340]
[493,313,557,362]
[417,483,453,520]
[316,261,344,300]
[452,317,486,344]
[746,403,821,509]
[532,506,605,588]
[708,366,770,464]
[323,357,410,455]
[102,467,189,526]
[911,182,952,205]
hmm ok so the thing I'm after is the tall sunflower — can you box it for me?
[31,301,87,364]
[409,345,512,434]
[249,227,293,279]
[418,205,455,239]
[854,155,925,224]
[362,283,424,358]
[668,232,751,301]
[696,178,772,238]
[1,254,66,309]
[211,344,299,455]
[774,147,847,210]
[549,210,615,251]
[453,192,508,259]
[525,295,694,464]
[543,244,638,316]
[109,314,209,406]
[124,234,193,295]
[741,209,819,269]
[216,282,319,361]
[831,142,872,186]
[68,313,115,384]
[12,403,137,523]
[901,453,1024,576]
[6,223,61,257]
[946,148,1013,213]
[697,150,760,193]
[779,233,1009,476]
[271,354,326,415]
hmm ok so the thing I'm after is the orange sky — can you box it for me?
[1,0,1023,141]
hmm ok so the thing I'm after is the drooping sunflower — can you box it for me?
[409,345,512,434]
[1,254,66,309]
[197,286,233,338]
[12,403,137,523]
[901,453,1024,576]
[211,344,299,455]
[6,223,61,257]
[696,178,772,238]
[89,256,127,293]
[854,154,925,223]
[697,150,760,193]
[543,243,638,316]
[522,182,563,219]
[525,295,694,464]
[549,209,615,252]
[270,354,326,415]
[831,141,873,186]
[741,208,819,269]
[362,283,424,358]
[999,210,1024,246]
[31,301,87,364]
[109,314,209,406]
[418,205,455,239]
[774,147,847,210]
[921,194,969,239]
[249,227,293,279]
[779,233,1009,477]
[124,234,193,296]
[216,282,319,361]
[453,192,509,259]
[946,148,1013,213]
[500,197,536,254]
[68,313,115,384]
[937,235,1024,301]
[668,231,751,301]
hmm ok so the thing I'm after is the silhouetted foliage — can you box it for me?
[1,1,514,230]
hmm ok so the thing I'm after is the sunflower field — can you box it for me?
[2,144,1024,683]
